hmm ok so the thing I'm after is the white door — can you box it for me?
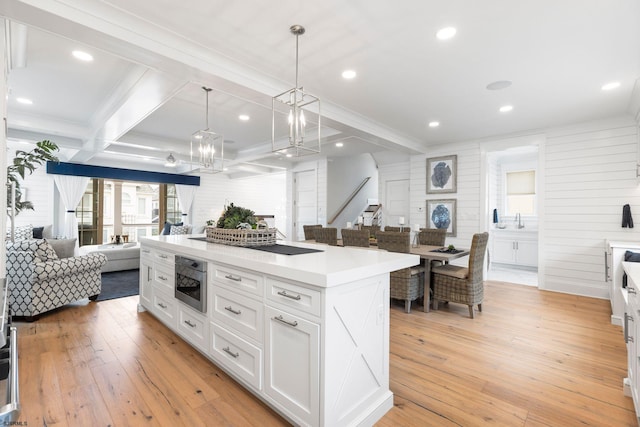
[294,170,317,241]
[385,179,409,228]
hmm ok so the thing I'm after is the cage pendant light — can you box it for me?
[191,86,224,173]
[272,25,321,157]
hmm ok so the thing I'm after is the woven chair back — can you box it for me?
[303,224,323,240]
[467,232,490,282]
[384,226,402,232]
[376,231,410,253]
[341,229,370,247]
[314,227,338,246]
[418,228,447,246]
[361,225,380,239]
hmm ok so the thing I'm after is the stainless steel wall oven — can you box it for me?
[175,256,207,313]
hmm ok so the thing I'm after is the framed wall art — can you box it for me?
[426,199,456,237]
[427,155,457,194]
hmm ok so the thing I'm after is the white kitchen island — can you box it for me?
[139,235,419,427]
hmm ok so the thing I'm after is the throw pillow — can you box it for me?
[10,225,34,241]
[7,239,58,262]
[162,221,183,235]
[170,225,191,235]
[47,238,77,258]
[32,226,45,239]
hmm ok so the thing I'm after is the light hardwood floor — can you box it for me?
[12,280,636,426]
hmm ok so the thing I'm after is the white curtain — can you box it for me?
[175,184,198,225]
[53,175,89,250]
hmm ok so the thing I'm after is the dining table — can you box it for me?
[309,239,470,313]
[409,245,470,312]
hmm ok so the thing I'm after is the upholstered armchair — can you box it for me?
[303,224,323,240]
[431,232,489,318]
[341,229,370,247]
[6,239,108,320]
[377,231,424,313]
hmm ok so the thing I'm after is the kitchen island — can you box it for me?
[139,235,419,427]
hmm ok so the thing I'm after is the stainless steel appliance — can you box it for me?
[0,278,20,422]
[175,256,207,313]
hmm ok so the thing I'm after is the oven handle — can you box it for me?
[0,326,20,422]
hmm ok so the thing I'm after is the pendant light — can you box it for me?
[191,86,224,173]
[272,25,321,157]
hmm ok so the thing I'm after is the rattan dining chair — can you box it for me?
[418,228,447,246]
[431,232,489,318]
[384,226,401,232]
[303,224,323,240]
[314,227,338,246]
[361,225,380,239]
[341,229,370,247]
[377,231,424,313]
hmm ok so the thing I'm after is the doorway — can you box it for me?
[484,143,541,287]
[293,169,318,241]
[384,179,409,229]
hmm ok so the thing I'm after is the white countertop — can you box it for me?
[141,235,420,288]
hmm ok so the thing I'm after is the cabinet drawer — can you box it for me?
[266,278,321,317]
[210,323,262,390]
[177,304,209,352]
[212,264,263,297]
[154,249,174,264]
[152,292,176,328]
[154,264,174,294]
[211,286,263,343]
[140,246,153,261]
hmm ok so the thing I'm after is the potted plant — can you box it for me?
[6,140,59,214]
[215,203,257,229]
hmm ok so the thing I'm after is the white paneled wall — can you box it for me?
[542,118,640,297]
[10,164,55,229]
[193,172,287,233]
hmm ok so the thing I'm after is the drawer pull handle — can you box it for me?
[224,274,242,282]
[274,315,298,328]
[223,346,239,358]
[225,306,242,315]
[158,302,167,309]
[142,249,151,254]
[277,290,301,301]
[159,254,168,259]
[158,275,167,281]
[184,320,196,328]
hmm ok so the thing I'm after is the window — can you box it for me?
[506,170,535,216]
[76,180,179,245]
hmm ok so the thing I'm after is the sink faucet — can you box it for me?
[515,213,525,229]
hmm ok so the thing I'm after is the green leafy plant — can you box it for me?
[7,140,59,214]
[216,203,257,229]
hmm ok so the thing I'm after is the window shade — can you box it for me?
[506,171,535,195]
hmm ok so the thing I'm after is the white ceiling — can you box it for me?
[2,0,640,177]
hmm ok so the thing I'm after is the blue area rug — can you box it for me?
[98,269,139,301]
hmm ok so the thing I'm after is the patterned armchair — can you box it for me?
[6,239,108,320]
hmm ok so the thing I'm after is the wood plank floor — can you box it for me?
[12,280,636,426]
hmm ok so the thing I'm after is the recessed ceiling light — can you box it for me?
[486,80,512,91]
[72,50,93,62]
[238,114,250,121]
[16,97,32,105]
[335,142,344,147]
[428,121,440,128]
[601,81,620,91]
[499,105,514,113]
[342,70,357,79]
[436,27,457,40]
[286,153,293,158]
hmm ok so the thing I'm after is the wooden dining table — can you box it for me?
[311,239,470,313]
[409,245,470,312]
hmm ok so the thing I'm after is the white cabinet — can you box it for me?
[264,305,320,426]
[622,262,640,423]
[606,241,640,326]
[139,251,153,309]
[492,231,538,267]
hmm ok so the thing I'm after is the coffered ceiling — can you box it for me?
[2,0,639,177]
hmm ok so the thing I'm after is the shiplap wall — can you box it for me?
[10,162,56,230]
[542,118,640,297]
[193,172,287,232]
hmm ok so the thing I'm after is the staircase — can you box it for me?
[362,204,382,226]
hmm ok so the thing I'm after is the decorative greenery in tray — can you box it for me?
[214,203,257,229]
